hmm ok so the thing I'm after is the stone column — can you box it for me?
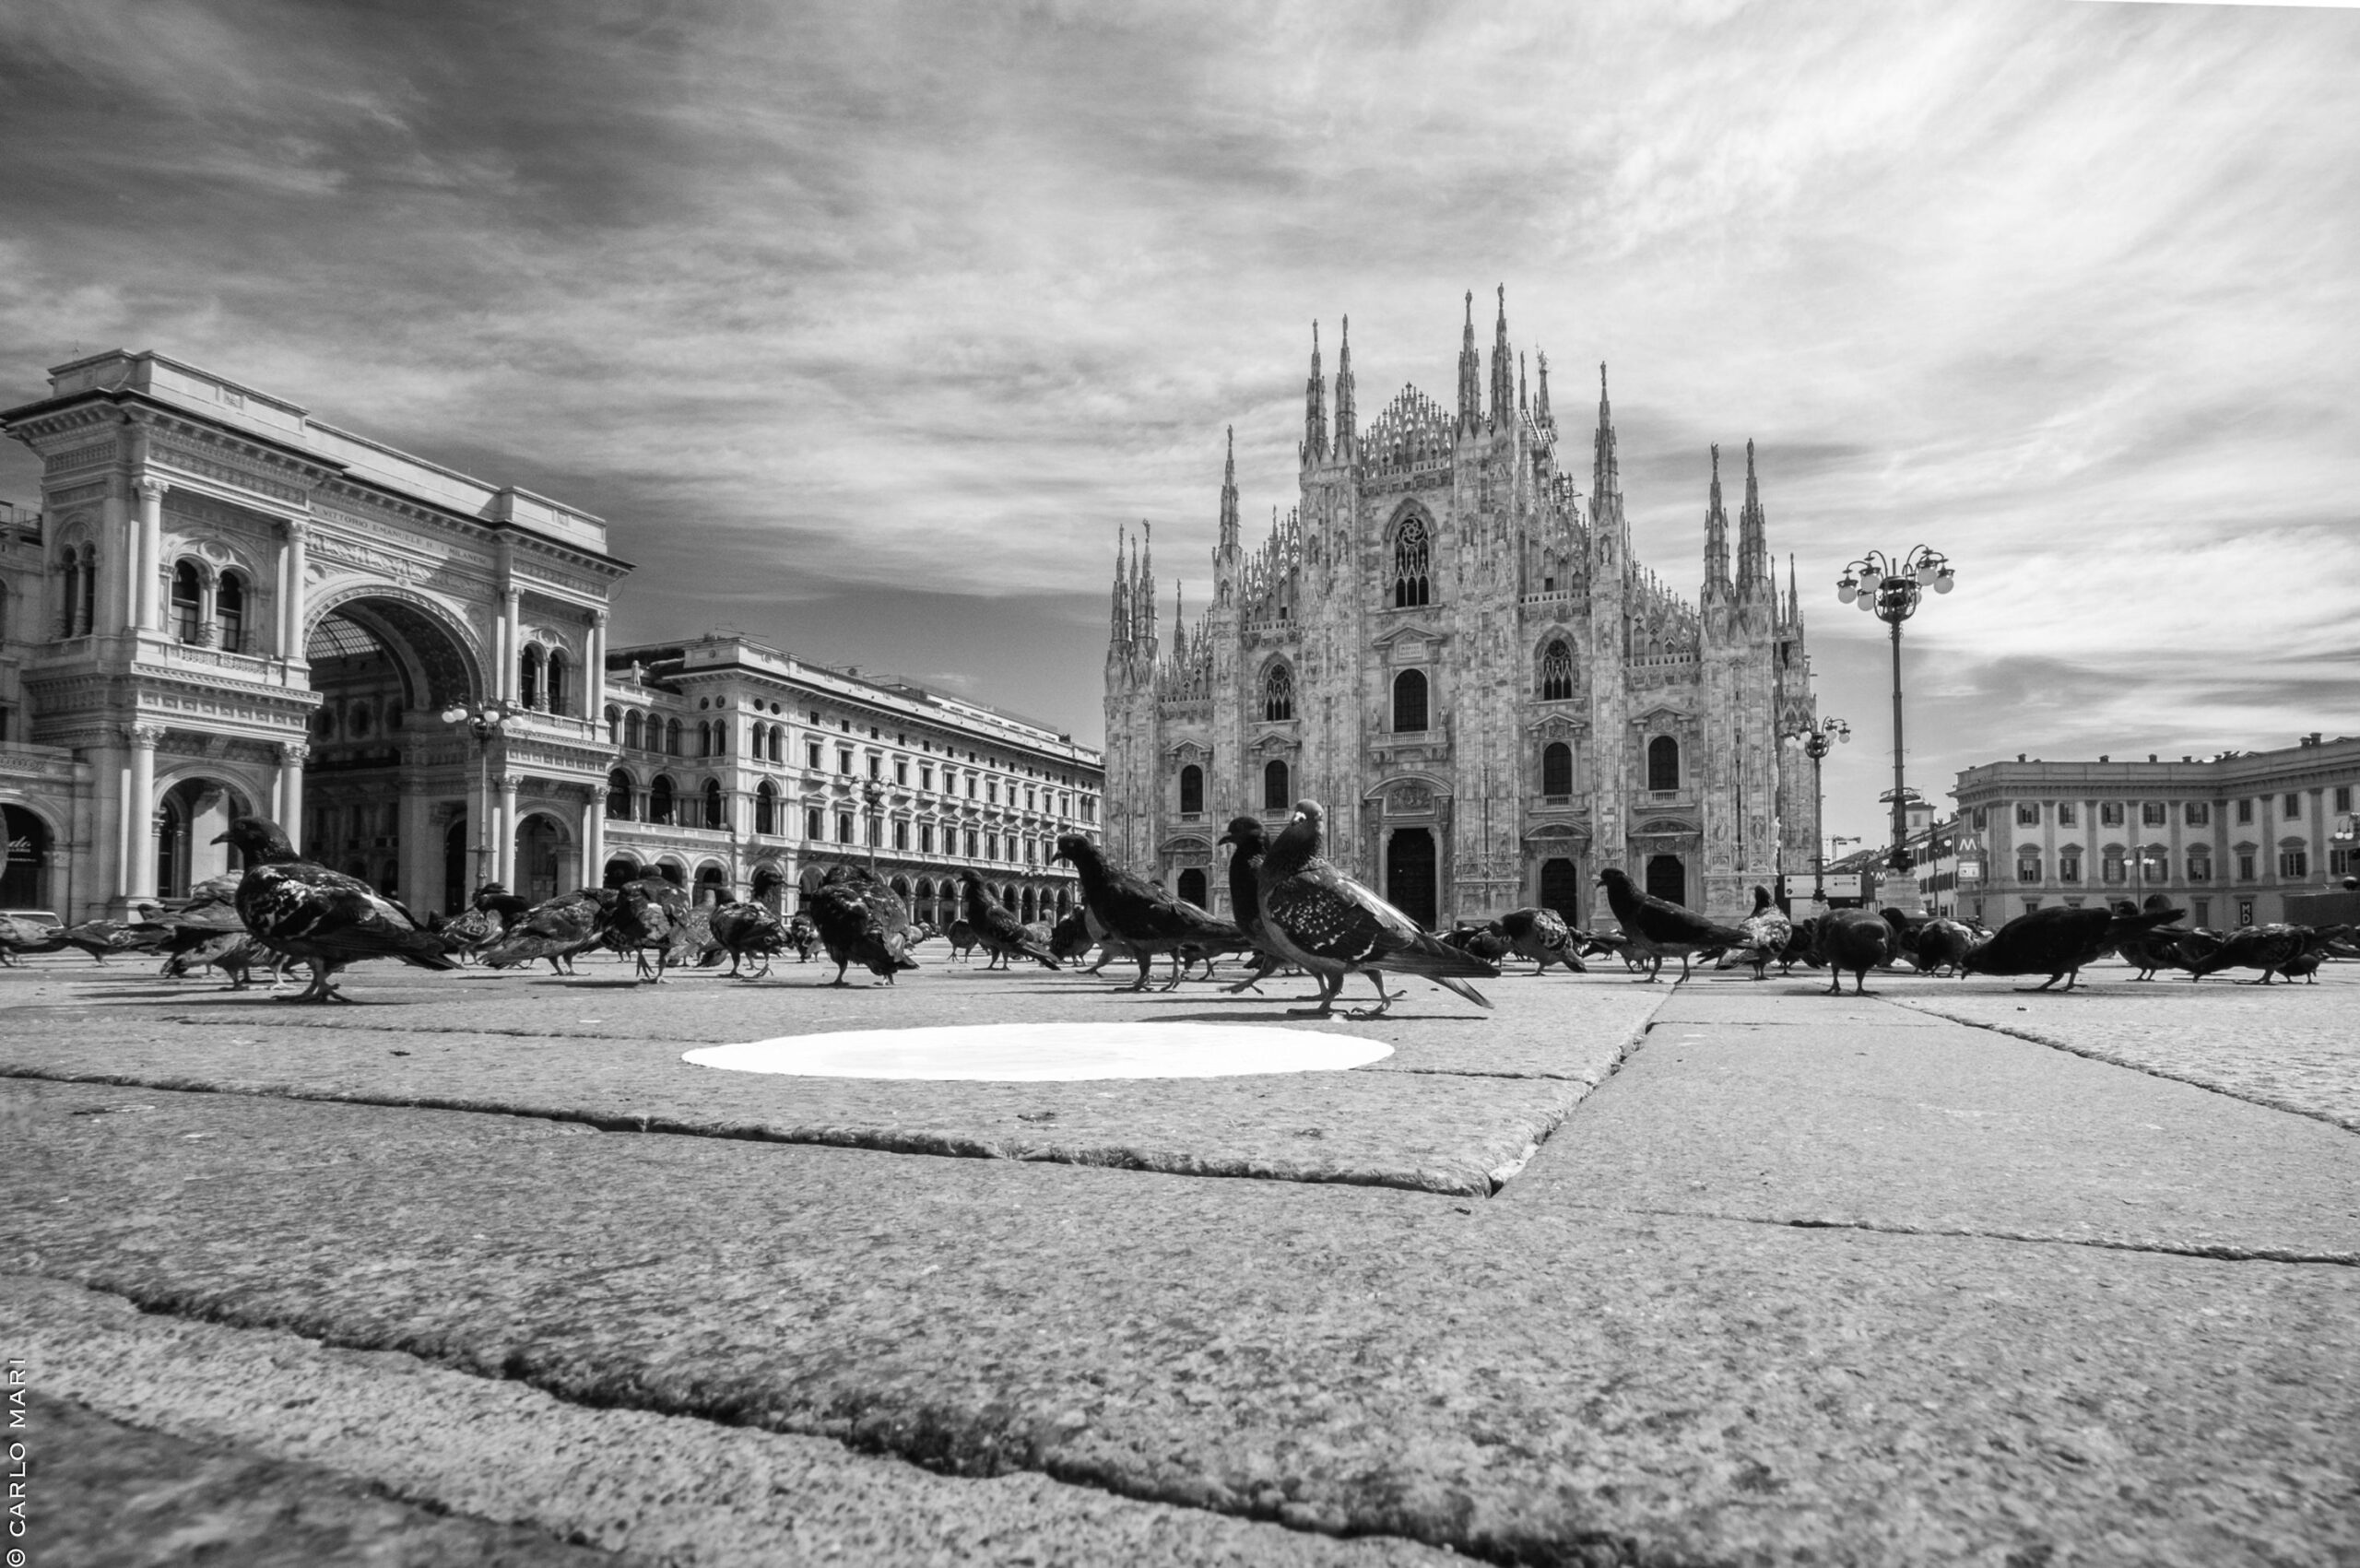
[134,477,166,632]
[586,609,608,726]
[501,589,523,704]
[281,521,311,657]
[126,725,162,899]
[277,742,309,851]
[581,793,604,890]
[495,773,521,888]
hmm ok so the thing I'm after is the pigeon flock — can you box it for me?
[0,806,2351,1008]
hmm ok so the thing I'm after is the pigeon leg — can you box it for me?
[1346,970,1395,1020]
[830,958,851,986]
[1123,951,1155,992]
[1851,968,1870,996]
[1286,973,1344,1017]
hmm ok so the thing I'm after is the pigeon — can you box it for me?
[785,913,818,961]
[2185,923,2317,985]
[0,913,67,964]
[664,904,726,970]
[702,873,788,973]
[1439,923,1515,962]
[1047,907,1096,963]
[2277,925,2356,983]
[957,872,1061,971]
[1779,915,1823,973]
[2114,925,2217,982]
[1712,887,1790,981]
[1252,800,1495,1018]
[1053,834,1248,991]
[209,817,461,1002]
[481,888,614,973]
[1493,908,1588,975]
[147,871,289,988]
[811,863,919,984]
[1593,868,1754,984]
[944,918,979,963]
[160,931,288,989]
[606,876,692,981]
[1214,815,1293,995]
[1812,908,1894,995]
[1908,917,1979,978]
[433,883,535,964]
[53,916,172,964]
[1960,904,2186,992]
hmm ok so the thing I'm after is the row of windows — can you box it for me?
[1252,637,1576,725]
[169,560,252,652]
[1174,738,1599,818]
[2003,786,2354,830]
[2012,850,2315,884]
[605,772,1072,862]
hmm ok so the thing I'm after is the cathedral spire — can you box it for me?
[1489,284,1513,429]
[1788,552,1803,632]
[1218,425,1240,557]
[1302,322,1328,466]
[1535,349,1554,438]
[1457,290,1481,437]
[1737,438,1769,595]
[1592,362,1622,502]
[1110,525,1130,645]
[1332,314,1356,459]
[1703,443,1731,601]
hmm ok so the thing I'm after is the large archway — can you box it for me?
[1540,857,1581,926]
[155,776,256,898]
[2,804,58,911]
[515,813,570,904]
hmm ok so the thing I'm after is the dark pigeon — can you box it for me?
[1047,907,1096,962]
[606,876,692,981]
[1594,867,1753,984]
[2185,923,2317,985]
[811,863,918,985]
[1908,916,1979,977]
[1813,908,1894,995]
[1252,800,1494,1018]
[708,897,788,978]
[1214,816,1292,994]
[2114,925,2217,982]
[211,817,460,1002]
[1054,834,1247,991]
[1493,907,1587,975]
[958,871,1060,971]
[481,889,614,973]
[1960,904,2185,992]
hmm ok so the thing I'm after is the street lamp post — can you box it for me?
[1837,546,1958,915]
[1781,716,1850,902]
[441,699,518,892]
[862,781,883,872]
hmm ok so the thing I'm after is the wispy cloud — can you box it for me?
[2,0,2354,842]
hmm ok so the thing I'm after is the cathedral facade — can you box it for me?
[1103,291,1820,929]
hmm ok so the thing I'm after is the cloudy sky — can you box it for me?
[3,0,2354,849]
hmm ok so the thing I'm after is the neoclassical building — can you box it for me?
[0,349,1101,923]
[1103,292,1820,928]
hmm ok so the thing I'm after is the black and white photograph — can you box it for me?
[2,0,2355,1562]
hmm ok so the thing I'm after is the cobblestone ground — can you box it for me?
[5,948,2356,1567]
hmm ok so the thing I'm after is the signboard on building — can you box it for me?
[1819,873,1863,901]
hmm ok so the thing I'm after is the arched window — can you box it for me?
[55,548,81,637]
[1176,867,1208,908]
[217,572,247,654]
[749,722,766,760]
[1263,664,1294,722]
[648,774,677,825]
[754,780,777,835]
[519,643,544,710]
[1538,639,1573,701]
[1542,741,1573,797]
[1392,516,1431,607]
[1392,669,1429,732]
[1647,736,1681,791]
[170,561,203,642]
[712,719,726,756]
[1263,758,1289,811]
[702,778,725,830]
[665,718,683,756]
[545,651,569,716]
[624,710,643,749]
[607,769,634,819]
[1179,763,1204,815]
[767,725,784,763]
[605,704,622,745]
[77,546,97,636]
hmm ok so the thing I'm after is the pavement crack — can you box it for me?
[1592,1202,2359,1267]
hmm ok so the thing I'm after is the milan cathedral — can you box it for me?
[1102,289,1821,928]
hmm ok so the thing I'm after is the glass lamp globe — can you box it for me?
[441,705,465,725]
[1933,571,1956,594]
[1836,579,1857,604]
[1857,590,1876,611]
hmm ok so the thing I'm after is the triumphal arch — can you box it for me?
[1,350,628,919]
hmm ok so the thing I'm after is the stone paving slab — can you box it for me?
[26,1389,626,1568]
[1882,961,2360,1133]
[1511,1011,2360,1259]
[0,968,1659,1197]
[8,1078,2355,1568]
[9,1279,1457,1568]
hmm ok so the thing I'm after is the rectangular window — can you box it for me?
[867,755,881,781]
[2279,849,2308,878]
[2331,847,2354,876]
[806,742,821,769]
[986,780,999,805]
[2284,793,2301,819]
[895,760,908,785]
[2142,802,2166,827]
[805,808,822,840]
[921,767,935,791]
[837,749,853,774]
[2016,855,2042,883]
[2185,801,2210,826]
[2016,803,2041,827]
[2098,802,2122,828]
[2187,856,2211,882]
[2237,799,2254,824]
[2100,858,2126,885]
[2335,785,2352,812]
[1972,808,1987,831]
[2058,857,2080,883]
[2190,899,2209,927]
[2058,803,2077,828]
[966,777,977,799]
[1083,798,1096,822]
[2236,853,2256,881]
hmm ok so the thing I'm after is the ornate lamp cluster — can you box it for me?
[1834,547,1960,901]
[442,700,522,890]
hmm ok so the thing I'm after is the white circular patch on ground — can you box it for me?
[683,1021,1391,1082]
